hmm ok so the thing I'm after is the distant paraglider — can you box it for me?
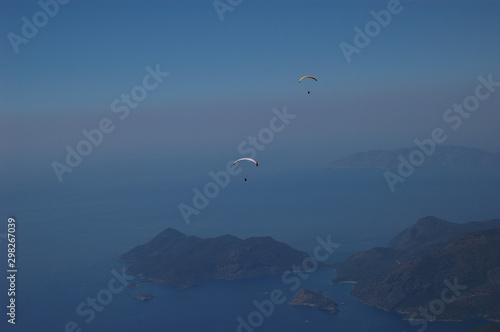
[299,76,317,94]
[233,158,258,167]
[298,76,317,83]
[233,158,258,181]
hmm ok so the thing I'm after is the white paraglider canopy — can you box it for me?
[233,158,258,167]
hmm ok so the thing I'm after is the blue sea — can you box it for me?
[1,163,499,331]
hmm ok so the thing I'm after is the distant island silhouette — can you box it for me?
[121,228,327,289]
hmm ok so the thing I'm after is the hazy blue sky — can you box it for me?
[1,0,500,182]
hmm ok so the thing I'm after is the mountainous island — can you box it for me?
[289,289,339,315]
[121,219,500,323]
[121,228,325,288]
[329,145,500,169]
[332,216,500,321]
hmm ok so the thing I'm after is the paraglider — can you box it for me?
[298,76,317,83]
[299,76,317,94]
[233,158,258,181]
[233,158,258,167]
